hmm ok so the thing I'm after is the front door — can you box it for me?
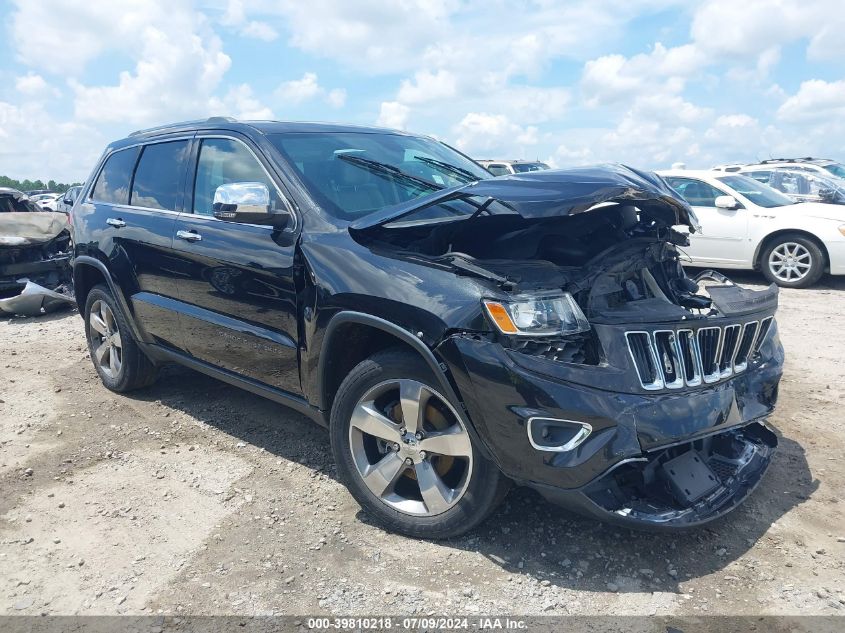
[169,135,302,394]
[666,177,749,266]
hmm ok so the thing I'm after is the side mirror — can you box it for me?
[63,197,73,205]
[212,182,289,227]
[714,195,740,210]
[819,188,836,202]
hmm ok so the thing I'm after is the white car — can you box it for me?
[712,157,845,180]
[477,160,550,176]
[659,169,845,288]
[738,168,845,205]
[29,193,60,211]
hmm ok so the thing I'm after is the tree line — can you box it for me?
[0,175,83,193]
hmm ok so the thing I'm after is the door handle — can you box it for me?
[176,229,202,242]
[106,218,126,228]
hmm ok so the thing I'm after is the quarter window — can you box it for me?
[91,147,140,205]
[130,140,190,211]
[192,138,281,216]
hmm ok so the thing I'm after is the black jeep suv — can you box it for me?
[71,118,783,538]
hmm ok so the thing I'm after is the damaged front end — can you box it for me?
[0,212,75,316]
[351,164,783,529]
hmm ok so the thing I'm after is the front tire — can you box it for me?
[84,285,158,392]
[760,234,824,288]
[330,348,509,539]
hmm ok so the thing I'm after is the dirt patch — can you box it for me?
[1,273,844,617]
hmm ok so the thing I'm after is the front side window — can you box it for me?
[192,138,282,216]
[664,177,724,207]
[91,147,140,205]
[715,175,795,208]
[130,140,190,211]
[269,132,491,221]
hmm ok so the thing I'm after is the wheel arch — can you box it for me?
[317,311,495,463]
[72,256,144,342]
[317,312,464,418]
[753,229,829,271]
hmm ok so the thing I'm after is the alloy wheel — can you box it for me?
[88,299,122,379]
[348,379,473,516]
[768,242,812,283]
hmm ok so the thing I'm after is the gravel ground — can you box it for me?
[1,272,844,620]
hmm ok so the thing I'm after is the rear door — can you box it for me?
[665,176,750,266]
[78,139,191,349]
[168,134,302,394]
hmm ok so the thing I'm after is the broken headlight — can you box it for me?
[483,293,590,336]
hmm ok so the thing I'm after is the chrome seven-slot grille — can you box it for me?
[625,317,774,391]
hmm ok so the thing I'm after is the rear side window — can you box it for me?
[91,147,139,205]
[130,140,190,211]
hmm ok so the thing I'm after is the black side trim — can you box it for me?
[142,343,326,426]
[72,256,145,342]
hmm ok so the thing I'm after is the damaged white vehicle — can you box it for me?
[0,188,75,316]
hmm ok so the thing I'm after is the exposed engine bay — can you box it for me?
[356,203,776,327]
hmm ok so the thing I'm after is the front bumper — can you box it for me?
[532,421,777,529]
[436,320,784,529]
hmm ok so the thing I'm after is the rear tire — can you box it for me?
[84,284,158,392]
[760,234,824,288]
[330,348,509,539]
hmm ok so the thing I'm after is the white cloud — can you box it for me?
[15,73,54,97]
[275,72,322,104]
[208,84,273,119]
[240,20,278,41]
[274,72,346,108]
[221,0,277,40]
[581,43,704,107]
[0,100,104,181]
[691,0,845,63]
[326,88,347,108]
[777,79,845,122]
[268,0,456,74]
[397,70,457,104]
[452,113,538,155]
[71,21,232,125]
[376,102,410,130]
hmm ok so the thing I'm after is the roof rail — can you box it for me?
[129,116,238,137]
[759,157,829,164]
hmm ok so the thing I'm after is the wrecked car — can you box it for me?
[1,188,75,316]
[71,119,782,538]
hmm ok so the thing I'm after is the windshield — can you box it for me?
[269,132,490,221]
[823,163,845,179]
[715,174,795,208]
[511,162,550,173]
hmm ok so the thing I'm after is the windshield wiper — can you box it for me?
[337,154,442,192]
[411,155,480,183]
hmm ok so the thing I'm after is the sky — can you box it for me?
[1,0,844,183]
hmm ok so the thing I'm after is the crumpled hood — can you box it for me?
[0,212,69,247]
[351,163,699,231]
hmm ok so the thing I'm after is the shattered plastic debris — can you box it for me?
[0,280,75,317]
